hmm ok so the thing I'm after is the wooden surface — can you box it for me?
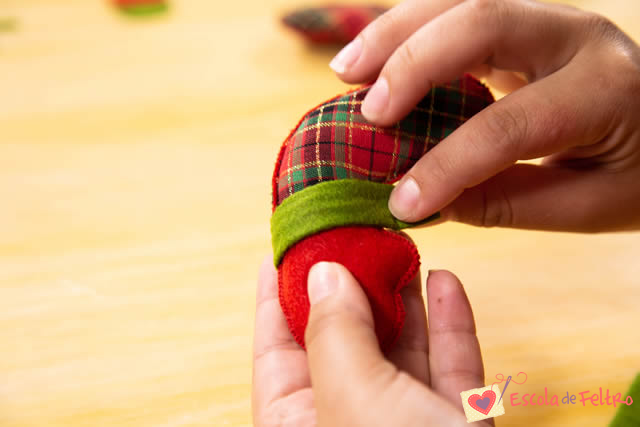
[1,1,638,426]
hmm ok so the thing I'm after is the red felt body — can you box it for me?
[278,226,420,351]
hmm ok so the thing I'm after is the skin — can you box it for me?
[254,0,640,424]
[331,0,640,231]
[252,257,492,426]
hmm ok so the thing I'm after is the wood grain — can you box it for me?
[0,0,638,425]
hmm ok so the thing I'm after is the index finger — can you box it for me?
[359,0,588,125]
[332,0,463,82]
[427,270,494,426]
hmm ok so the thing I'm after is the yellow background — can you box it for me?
[1,0,638,426]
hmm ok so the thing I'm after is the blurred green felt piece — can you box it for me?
[0,18,17,32]
[609,373,640,427]
[119,3,169,16]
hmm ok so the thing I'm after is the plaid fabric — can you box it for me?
[273,75,494,208]
[282,5,387,44]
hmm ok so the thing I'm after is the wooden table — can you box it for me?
[1,0,638,425]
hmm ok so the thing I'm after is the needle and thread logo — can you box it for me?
[460,372,528,423]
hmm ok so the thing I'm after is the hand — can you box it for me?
[252,256,492,426]
[329,0,640,232]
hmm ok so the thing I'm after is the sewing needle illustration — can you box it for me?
[498,375,513,404]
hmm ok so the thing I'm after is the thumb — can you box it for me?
[387,66,607,223]
[305,262,392,424]
[443,163,640,232]
[305,262,466,427]
[305,262,470,426]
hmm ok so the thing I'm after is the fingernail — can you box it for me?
[308,262,339,305]
[361,77,389,122]
[329,37,362,74]
[389,176,420,221]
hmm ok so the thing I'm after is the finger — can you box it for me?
[388,61,616,222]
[385,270,430,385]
[305,262,467,426]
[305,261,388,424]
[330,0,463,81]
[426,270,486,412]
[443,163,640,232]
[361,0,586,125]
[252,256,313,425]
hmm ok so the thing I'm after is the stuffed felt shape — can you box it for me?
[271,75,494,351]
[0,17,17,33]
[609,373,640,427]
[113,0,169,16]
[282,5,386,45]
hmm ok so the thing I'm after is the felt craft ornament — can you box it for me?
[610,373,640,427]
[113,0,169,17]
[271,75,495,351]
[0,18,17,33]
[282,5,387,44]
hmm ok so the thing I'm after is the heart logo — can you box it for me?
[468,390,496,415]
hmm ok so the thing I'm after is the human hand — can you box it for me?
[252,257,492,426]
[329,0,640,232]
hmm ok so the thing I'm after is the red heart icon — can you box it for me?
[468,390,496,415]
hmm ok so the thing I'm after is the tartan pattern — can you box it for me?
[282,6,387,44]
[273,75,494,208]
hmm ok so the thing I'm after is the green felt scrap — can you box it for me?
[0,18,17,32]
[609,373,640,427]
[271,179,439,266]
[120,3,168,16]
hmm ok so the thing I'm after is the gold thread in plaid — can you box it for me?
[274,75,494,207]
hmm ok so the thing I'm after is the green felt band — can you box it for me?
[609,373,640,427]
[271,179,439,266]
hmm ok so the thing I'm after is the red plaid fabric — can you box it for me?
[272,75,495,209]
[282,5,387,44]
